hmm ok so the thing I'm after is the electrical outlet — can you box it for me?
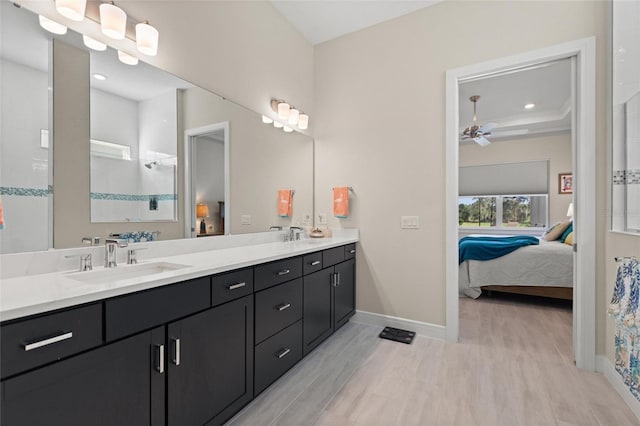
[302,213,312,225]
[401,216,420,229]
[318,213,328,225]
[241,214,251,225]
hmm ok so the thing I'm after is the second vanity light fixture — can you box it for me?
[264,99,310,132]
[39,0,159,66]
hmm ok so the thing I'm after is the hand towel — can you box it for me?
[333,187,349,218]
[278,189,293,217]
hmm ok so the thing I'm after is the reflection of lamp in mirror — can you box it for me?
[273,121,284,129]
[567,202,574,218]
[118,50,139,66]
[136,21,159,56]
[283,126,293,133]
[262,115,274,124]
[55,0,86,21]
[197,203,209,235]
[83,35,107,51]
[38,15,67,35]
[100,2,126,40]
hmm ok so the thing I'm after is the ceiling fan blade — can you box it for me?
[490,129,530,138]
[474,136,491,147]
[479,122,498,133]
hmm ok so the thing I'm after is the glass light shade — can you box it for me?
[297,114,309,130]
[288,108,300,125]
[273,121,284,129]
[117,50,138,66]
[277,102,290,120]
[83,35,107,51]
[55,0,86,21]
[196,203,209,218]
[100,3,126,40]
[136,22,159,56]
[262,115,273,124]
[38,15,67,35]
[283,126,293,133]
[567,202,574,218]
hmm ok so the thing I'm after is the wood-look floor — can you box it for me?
[228,294,639,426]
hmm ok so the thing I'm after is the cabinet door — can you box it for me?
[1,327,165,426]
[334,259,355,331]
[167,295,253,426]
[303,268,334,355]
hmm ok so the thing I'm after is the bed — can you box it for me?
[459,237,574,300]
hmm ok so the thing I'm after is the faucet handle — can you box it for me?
[65,253,93,271]
[127,247,147,264]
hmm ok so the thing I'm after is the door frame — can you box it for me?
[184,122,230,238]
[444,37,596,370]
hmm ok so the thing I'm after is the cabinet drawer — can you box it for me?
[303,252,323,275]
[254,257,302,291]
[106,277,210,341]
[255,278,302,344]
[344,243,356,259]
[254,320,302,395]
[323,246,345,267]
[212,268,254,306]
[1,303,102,379]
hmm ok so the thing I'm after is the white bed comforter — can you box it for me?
[459,239,573,299]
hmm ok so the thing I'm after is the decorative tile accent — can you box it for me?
[613,170,640,185]
[110,231,160,242]
[90,192,177,201]
[0,186,51,197]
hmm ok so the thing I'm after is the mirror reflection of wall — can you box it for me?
[611,0,640,234]
[0,1,52,254]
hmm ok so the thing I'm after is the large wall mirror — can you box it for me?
[611,0,640,234]
[0,1,314,253]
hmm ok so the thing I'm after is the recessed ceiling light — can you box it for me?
[93,73,107,81]
[524,103,535,109]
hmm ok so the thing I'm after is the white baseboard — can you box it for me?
[603,357,640,421]
[352,310,446,340]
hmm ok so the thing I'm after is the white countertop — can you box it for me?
[0,233,358,322]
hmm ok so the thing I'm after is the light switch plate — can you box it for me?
[318,213,328,225]
[240,214,251,225]
[401,216,419,229]
[302,213,312,225]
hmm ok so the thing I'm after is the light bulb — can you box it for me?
[277,102,290,120]
[83,35,107,51]
[288,108,300,125]
[55,0,86,21]
[297,114,309,130]
[39,15,67,35]
[117,50,139,66]
[100,3,126,40]
[136,21,159,56]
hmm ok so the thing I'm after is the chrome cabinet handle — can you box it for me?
[277,269,290,276]
[155,344,165,374]
[349,249,356,254]
[276,348,291,359]
[227,282,246,290]
[276,303,291,311]
[23,331,73,351]
[171,338,181,366]
[310,260,320,266]
[337,272,341,286]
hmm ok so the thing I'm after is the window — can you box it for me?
[459,195,547,228]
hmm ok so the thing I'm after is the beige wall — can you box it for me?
[460,134,573,225]
[314,0,608,353]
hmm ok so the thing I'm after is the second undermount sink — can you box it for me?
[67,262,190,285]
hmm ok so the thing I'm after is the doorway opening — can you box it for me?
[445,38,596,370]
[184,122,230,238]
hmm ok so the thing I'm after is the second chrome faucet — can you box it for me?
[105,239,128,268]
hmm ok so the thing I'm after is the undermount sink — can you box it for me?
[67,262,190,285]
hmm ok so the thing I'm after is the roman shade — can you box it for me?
[459,160,549,196]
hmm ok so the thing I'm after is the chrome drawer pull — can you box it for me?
[171,338,181,366]
[349,249,356,254]
[277,269,290,276]
[23,331,73,352]
[155,344,165,374]
[227,282,246,290]
[276,348,291,359]
[310,261,320,266]
[277,303,292,311]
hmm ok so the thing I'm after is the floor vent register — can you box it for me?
[378,327,416,344]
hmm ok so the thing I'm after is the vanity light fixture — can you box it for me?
[83,35,107,51]
[288,108,300,125]
[55,0,86,22]
[38,15,67,35]
[117,50,138,66]
[262,115,274,124]
[297,114,309,130]
[283,126,293,133]
[273,121,284,129]
[524,103,536,109]
[270,99,310,131]
[135,21,159,56]
[93,73,107,81]
[100,2,127,40]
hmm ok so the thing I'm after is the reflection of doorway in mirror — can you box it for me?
[184,122,230,238]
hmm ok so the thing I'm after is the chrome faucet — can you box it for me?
[289,226,303,241]
[105,239,128,268]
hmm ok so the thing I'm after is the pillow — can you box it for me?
[543,220,571,241]
[560,222,573,243]
[564,231,574,246]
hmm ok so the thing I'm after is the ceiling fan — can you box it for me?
[461,95,497,147]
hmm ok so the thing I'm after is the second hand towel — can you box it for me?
[278,189,293,217]
[333,187,349,218]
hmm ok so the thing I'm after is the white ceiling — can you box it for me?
[271,0,442,45]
